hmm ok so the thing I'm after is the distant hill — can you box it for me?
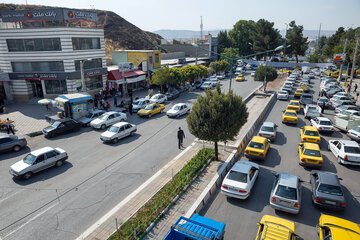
[0,4,163,57]
[154,29,336,40]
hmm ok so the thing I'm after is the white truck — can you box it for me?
[334,114,360,132]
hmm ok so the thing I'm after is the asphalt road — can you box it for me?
[201,75,360,239]
[0,74,261,240]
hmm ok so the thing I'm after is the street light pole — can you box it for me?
[264,52,268,92]
[80,60,86,92]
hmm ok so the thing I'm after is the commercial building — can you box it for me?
[0,8,107,103]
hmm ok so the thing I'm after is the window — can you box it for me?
[72,38,100,50]
[44,80,67,94]
[155,53,159,64]
[35,154,45,163]
[74,58,102,71]
[148,56,153,64]
[7,38,61,52]
[45,151,57,159]
[12,61,64,72]
[0,138,12,144]
[227,170,247,183]
[86,75,103,90]
[275,185,297,200]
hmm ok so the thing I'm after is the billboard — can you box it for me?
[63,9,97,22]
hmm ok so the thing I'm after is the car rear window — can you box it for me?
[305,130,319,136]
[275,185,297,200]
[227,170,247,183]
[308,107,317,112]
[285,112,297,117]
[320,121,332,126]
[261,126,274,132]
[318,184,343,196]
[303,95,312,99]
[249,141,264,149]
[304,149,321,157]
[290,102,299,106]
[344,146,360,154]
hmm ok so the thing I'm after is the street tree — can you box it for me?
[209,60,230,74]
[150,66,174,92]
[187,85,248,160]
[217,30,232,54]
[169,68,185,85]
[307,51,326,63]
[285,21,308,63]
[254,65,277,90]
[181,65,201,82]
[229,20,256,56]
[221,47,238,59]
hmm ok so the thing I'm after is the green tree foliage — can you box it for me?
[181,65,201,81]
[251,19,282,59]
[322,27,345,57]
[195,65,209,78]
[209,60,231,73]
[318,36,327,54]
[169,68,185,84]
[150,66,173,91]
[229,20,256,56]
[187,85,248,160]
[285,21,308,63]
[221,47,238,59]
[308,51,326,63]
[217,30,232,54]
[254,65,278,83]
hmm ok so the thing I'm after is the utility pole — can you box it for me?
[200,16,203,41]
[284,23,288,57]
[338,39,348,83]
[317,23,322,51]
[349,38,359,89]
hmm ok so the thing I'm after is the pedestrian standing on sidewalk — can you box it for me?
[113,95,118,107]
[347,84,351,93]
[177,127,185,149]
[6,118,15,135]
[356,93,359,103]
[128,102,133,115]
[355,83,358,93]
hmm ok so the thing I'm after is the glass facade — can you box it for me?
[7,38,61,52]
[72,38,100,50]
[75,75,103,91]
[11,61,64,72]
[74,58,102,71]
[44,80,68,94]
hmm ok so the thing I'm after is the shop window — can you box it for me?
[74,58,102,71]
[11,61,64,72]
[72,38,100,50]
[44,80,68,94]
[75,75,103,91]
[149,56,153,65]
[7,38,61,52]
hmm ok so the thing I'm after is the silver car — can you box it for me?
[269,172,302,214]
[78,110,105,126]
[258,122,277,141]
[9,146,68,180]
[0,135,27,153]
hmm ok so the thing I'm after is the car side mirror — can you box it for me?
[299,143,303,147]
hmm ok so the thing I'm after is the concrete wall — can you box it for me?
[161,44,209,58]
[161,52,185,60]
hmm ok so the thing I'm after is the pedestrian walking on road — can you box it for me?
[128,102,133,115]
[177,127,185,149]
[321,102,325,114]
[354,83,358,93]
[6,118,15,135]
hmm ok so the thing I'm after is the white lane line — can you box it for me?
[76,142,195,240]
[4,203,58,239]
[0,189,25,204]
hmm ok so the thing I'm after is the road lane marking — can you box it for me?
[0,189,24,205]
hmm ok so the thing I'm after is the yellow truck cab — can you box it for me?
[318,215,360,240]
[256,215,299,240]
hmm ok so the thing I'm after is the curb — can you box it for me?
[26,131,43,137]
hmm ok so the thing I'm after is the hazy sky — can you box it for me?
[2,0,360,32]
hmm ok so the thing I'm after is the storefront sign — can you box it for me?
[118,62,135,72]
[84,68,107,76]
[63,9,97,22]
[9,72,76,80]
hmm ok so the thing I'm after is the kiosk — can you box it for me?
[55,93,93,119]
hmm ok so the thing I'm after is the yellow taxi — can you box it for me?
[300,83,310,92]
[244,136,270,160]
[280,68,292,73]
[137,103,165,118]
[255,215,299,240]
[300,126,321,143]
[318,215,360,240]
[294,88,304,98]
[235,74,245,82]
[287,100,301,112]
[282,109,298,124]
[298,142,323,167]
[293,66,302,70]
[280,57,289,62]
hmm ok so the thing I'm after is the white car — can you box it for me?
[304,104,321,119]
[310,117,335,134]
[166,103,190,118]
[277,90,289,100]
[251,71,255,77]
[217,73,225,80]
[200,82,212,90]
[9,146,68,180]
[90,111,127,129]
[328,140,360,165]
[150,94,167,104]
[221,161,259,199]
[347,126,360,142]
[78,110,106,126]
[100,122,137,143]
[132,98,150,112]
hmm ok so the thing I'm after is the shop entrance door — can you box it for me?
[30,80,44,98]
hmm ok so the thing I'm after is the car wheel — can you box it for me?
[130,131,134,136]
[112,138,119,144]
[13,145,21,152]
[23,172,32,180]
[55,160,64,167]
[327,144,331,150]
[337,156,343,165]
[101,124,106,130]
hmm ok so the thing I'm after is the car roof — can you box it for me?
[90,110,105,114]
[104,111,119,115]
[112,122,130,127]
[316,171,340,185]
[285,109,297,113]
[231,161,259,173]
[136,98,148,101]
[31,146,54,156]
[338,140,359,147]
[316,117,331,121]
[173,103,186,107]
[306,104,318,108]
[303,126,318,131]
[262,122,275,127]
[251,136,268,143]
[56,118,74,123]
[290,100,300,103]
[302,93,312,96]
[0,134,15,139]
[277,172,299,188]
[303,142,320,150]
[319,215,360,236]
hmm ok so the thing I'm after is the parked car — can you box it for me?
[310,170,346,211]
[221,161,259,199]
[258,122,277,141]
[330,95,355,106]
[9,146,68,180]
[217,73,225,79]
[0,135,27,153]
[347,126,360,142]
[304,104,321,119]
[300,93,313,105]
[137,103,165,118]
[200,81,213,90]
[334,105,360,114]
[78,110,106,126]
[166,103,190,118]
[277,90,289,100]
[244,136,271,160]
[333,92,355,99]
[328,139,360,165]
[150,93,167,104]
[255,215,299,239]
[132,98,150,112]
[165,89,180,100]
[43,118,81,138]
[251,71,255,77]
[317,215,360,240]
[269,172,302,214]
[90,111,127,129]
[325,89,342,98]
[298,142,323,168]
[194,80,203,89]
[332,99,355,109]
[100,122,137,144]
[310,117,335,134]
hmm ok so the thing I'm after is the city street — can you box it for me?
[0,75,261,240]
[201,76,360,239]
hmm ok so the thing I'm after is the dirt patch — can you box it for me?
[265,73,287,92]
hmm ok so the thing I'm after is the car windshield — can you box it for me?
[173,105,181,110]
[305,130,319,136]
[145,105,153,110]
[285,112,297,117]
[52,121,61,128]
[98,114,108,120]
[275,185,297,200]
[227,170,247,183]
[108,126,119,133]
[318,99,328,103]
[303,95,312,99]
[249,141,264,149]
[84,112,93,118]
[23,154,37,164]
[352,127,360,132]
[308,107,317,112]
[304,149,321,157]
[134,100,142,105]
[279,91,287,94]
[318,184,343,196]
[320,121,332,126]
[261,126,274,132]
[296,90,302,93]
[344,146,360,154]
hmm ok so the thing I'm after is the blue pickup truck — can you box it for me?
[163,214,225,240]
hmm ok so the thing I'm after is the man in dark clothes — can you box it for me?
[128,102,133,115]
[355,83,358,93]
[321,101,325,114]
[177,127,185,149]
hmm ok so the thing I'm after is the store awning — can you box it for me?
[108,70,146,81]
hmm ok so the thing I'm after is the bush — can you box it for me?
[109,148,214,240]
[254,65,278,82]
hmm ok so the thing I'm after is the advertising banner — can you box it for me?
[0,9,63,22]
[63,9,97,22]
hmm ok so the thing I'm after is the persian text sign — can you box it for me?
[0,9,63,22]
[63,9,97,22]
